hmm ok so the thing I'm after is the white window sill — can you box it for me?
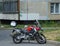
[51,13,60,15]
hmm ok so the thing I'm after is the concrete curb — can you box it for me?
[0,28,13,30]
[0,27,60,30]
[42,27,60,30]
[47,40,60,45]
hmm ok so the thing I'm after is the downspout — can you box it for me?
[27,0,28,20]
[18,0,20,20]
[46,2,49,20]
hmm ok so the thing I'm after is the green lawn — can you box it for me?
[0,24,24,28]
[43,29,60,42]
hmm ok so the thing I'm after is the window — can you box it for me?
[3,0,18,14]
[0,0,18,14]
[50,3,60,14]
[0,2,3,12]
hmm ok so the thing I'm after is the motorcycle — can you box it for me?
[10,20,46,44]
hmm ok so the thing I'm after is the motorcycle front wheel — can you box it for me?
[35,33,46,44]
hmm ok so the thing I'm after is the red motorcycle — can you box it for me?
[10,20,46,44]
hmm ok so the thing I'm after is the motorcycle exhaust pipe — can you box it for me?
[10,32,17,37]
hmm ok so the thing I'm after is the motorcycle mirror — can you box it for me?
[10,21,17,27]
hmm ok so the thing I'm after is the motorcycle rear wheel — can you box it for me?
[13,35,23,44]
[11,29,23,44]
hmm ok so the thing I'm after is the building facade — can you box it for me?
[0,0,60,20]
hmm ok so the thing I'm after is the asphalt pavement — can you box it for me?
[0,29,60,46]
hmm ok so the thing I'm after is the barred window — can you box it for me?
[3,0,18,14]
[50,3,60,14]
[0,2,3,12]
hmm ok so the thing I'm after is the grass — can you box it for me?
[56,37,60,42]
[0,24,11,28]
[0,24,24,28]
[43,29,60,42]
[39,20,60,27]
[16,24,24,28]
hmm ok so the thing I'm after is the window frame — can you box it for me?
[0,2,3,13]
[50,3,60,14]
[3,1,18,14]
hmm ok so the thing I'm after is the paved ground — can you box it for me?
[0,29,60,46]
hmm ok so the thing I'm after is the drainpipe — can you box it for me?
[18,0,20,20]
[27,0,28,20]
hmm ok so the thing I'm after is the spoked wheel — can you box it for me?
[13,35,23,44]
[35,33,46,44]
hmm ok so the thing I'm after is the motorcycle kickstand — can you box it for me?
[28,38,30,43]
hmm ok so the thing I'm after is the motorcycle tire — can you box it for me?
[13,35,23,44]
[12,29,23,44]
[35,33,46,44]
